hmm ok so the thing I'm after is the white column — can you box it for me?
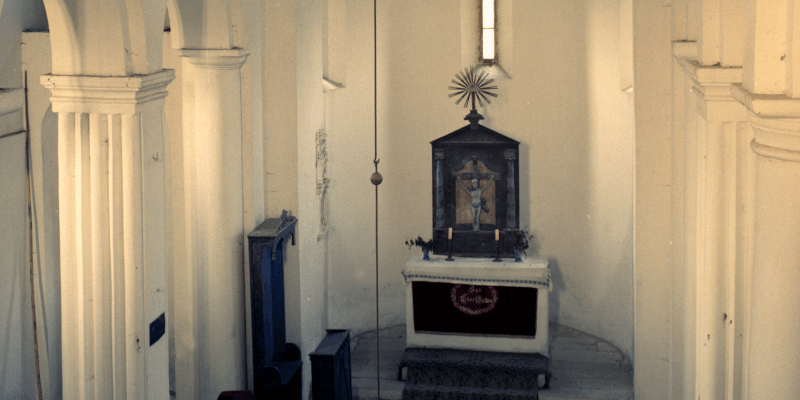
[678,58,749,400]
[731,84,800,399]
[41,70,175,400]
[177,49,248,399]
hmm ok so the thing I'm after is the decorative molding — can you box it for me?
[730,83,800,162]
[676,58,746,122]
[402,272,550,288]
[730,83,800,119]
[40,69,175,114]
[747,113,800,163]
[750,139,800,163]
[178,48,249,70]
[678,59,742,88]
[316,128,331,240]
[672,40,698,60]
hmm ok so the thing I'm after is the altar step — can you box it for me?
[400,347,545,400]
[403,383,537,400]
[350,324,633,400]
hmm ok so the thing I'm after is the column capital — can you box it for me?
[677,58,747,122]
[40,69,175,115]
[731,83,800,118]
[732,83,800,162]
[178,48,248,70]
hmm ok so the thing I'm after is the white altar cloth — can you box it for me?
[402,256,551,290]
[403,255,550,356]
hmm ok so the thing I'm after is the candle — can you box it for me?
[495,229,499,241]
[448,227,453,240]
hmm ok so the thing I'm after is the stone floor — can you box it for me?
[350,324,633,400]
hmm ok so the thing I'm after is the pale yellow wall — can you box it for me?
[324,0,387,332]
[0,128,34,400]
[263,0,302,353]
[580,0,635,360]
[0,0,46,88]
[295,0,329,396]
[325,0,636,359]
[633,0,673,398]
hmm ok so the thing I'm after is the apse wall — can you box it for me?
[325,0,634,359]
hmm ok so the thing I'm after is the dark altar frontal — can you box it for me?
[412,281,537,337]
[402,256,550,356]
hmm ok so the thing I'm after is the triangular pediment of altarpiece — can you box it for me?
[431,123,520,145]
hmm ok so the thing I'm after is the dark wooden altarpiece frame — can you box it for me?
[431,121,520,257]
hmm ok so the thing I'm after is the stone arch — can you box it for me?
[40,0,168,75]
[39,0,79,74]
[166,0,245,50]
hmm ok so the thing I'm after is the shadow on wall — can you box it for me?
[527,229,542,258]
[524,231,563,322]
[547,257,565,325]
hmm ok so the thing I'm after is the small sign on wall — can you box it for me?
[149,313,166,346]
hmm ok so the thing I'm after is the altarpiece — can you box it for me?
[431,121,519,258]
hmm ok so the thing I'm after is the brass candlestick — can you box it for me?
[493,239,502,262]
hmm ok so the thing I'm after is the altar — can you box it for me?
[402,255,550,356]
[399,66,552,376]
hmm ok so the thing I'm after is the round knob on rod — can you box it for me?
[371,171,383,186]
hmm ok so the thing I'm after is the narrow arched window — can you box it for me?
[481,0,496,62]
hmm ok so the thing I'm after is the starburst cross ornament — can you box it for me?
[448,66,498,126]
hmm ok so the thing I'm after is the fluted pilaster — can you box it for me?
[41,70,175,400]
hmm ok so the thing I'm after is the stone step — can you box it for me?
[538,385,633,400]
[401,347,548,374]
[548,349,624,365]
[550,360,632,378]
[542,360,633,400]
[353,377,405,400]
[406,365,539,390]
[352,325,633,400]
[403,383,538,400]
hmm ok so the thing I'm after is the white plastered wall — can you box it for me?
[633,0,673,397]
[324,0,635,359]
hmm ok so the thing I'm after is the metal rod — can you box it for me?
[375,184,381,399]
[373,1,381,398]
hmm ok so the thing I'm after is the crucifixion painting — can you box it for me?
[455,159,498,231]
